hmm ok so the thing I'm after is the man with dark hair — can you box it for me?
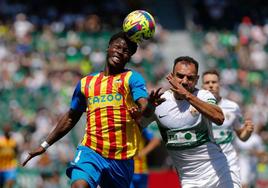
[137,56,241,187]
[202,69,254,187]
[172,56,199,73]
[22,32,158,188]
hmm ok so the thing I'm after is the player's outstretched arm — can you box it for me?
[22,109,83,166]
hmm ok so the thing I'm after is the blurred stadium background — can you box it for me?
[0,0,268,187]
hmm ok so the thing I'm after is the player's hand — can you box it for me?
[244,119,254,134]
[129,106,142,129]
[129,107,141,120]
[166,74,188,99]
[22,146,46,166]
[148,87,165,107]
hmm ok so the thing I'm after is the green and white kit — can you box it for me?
[149,89,240,188]
[211,98,244,187]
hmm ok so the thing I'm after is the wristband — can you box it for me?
[40,141,50,150]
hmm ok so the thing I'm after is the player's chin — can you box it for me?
[108,58,119,66]
[109,61,125,70]
[210,90,217,95]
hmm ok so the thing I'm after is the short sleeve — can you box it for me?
[233,103,243,130]
[70,81,87,112]
[147,122,162,140]
[198,89,217,104]
[142,128,154,141]
[129,71,148,101]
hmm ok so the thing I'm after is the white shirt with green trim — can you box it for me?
[213,98,243,145]
[152,89,239,188]
[212,98,243,186]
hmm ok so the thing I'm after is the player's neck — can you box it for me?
[104,65,125,76]
[217,96,222,103]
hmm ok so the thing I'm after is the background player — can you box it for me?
[202,69,254,187]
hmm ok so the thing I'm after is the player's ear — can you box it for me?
[106,44,111,51]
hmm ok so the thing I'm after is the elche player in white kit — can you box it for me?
[137,56,239,188]
[202,69,254,188]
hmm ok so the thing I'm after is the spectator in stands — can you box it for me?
[84,14,102,33]
[13,13,33,40]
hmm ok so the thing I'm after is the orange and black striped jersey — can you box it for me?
[0,136,17,170]
[70,70,148,159]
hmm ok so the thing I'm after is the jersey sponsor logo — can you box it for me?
[213,129,233,143]
[168,130,197,144]
[88,93,123,106]
[158,114,167,118]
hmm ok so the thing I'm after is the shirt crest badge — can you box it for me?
[114,79,124,94]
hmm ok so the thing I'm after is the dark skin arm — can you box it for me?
[22,109,83,166]
[167,74,224,125]
[23,88,163,166]
[137,88,165,116]
[130,88,165,126]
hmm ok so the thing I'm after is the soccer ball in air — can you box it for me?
[123,10,156,43]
